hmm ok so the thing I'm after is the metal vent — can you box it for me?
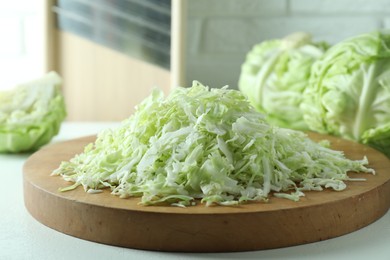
[53,0,171,69]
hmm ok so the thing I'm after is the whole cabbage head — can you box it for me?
[238,32,329,130]
[301,30,390,157]
[0,72,67,153]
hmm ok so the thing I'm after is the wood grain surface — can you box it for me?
[23,133,390,252]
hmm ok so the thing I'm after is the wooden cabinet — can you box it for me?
[44,0,187,121]
[50,30,171,121]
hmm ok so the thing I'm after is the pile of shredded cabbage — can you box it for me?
[53,82,374,207]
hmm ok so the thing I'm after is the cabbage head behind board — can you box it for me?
[301,31,390,158]
[239,32,329,130]
[0,72,67,153]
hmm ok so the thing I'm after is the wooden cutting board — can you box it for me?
[23,133,390,252]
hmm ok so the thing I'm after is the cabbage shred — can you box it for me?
[53,82,374,206]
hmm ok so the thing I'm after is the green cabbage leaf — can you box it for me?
[239,32,329,130]
[301,31,390,157]
[0,71,67,153]
[53,82,373,207]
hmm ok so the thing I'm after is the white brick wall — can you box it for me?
[185,0,390,89]
[188,0,287,17]
[290,0,390,13]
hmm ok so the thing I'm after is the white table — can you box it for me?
[1,122,389,260]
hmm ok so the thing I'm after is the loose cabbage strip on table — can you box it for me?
[53,82,374,207]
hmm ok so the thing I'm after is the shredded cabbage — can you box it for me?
[53,82,374,206]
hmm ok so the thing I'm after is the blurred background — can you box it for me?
[1,0,390,121]
[0,0,45,90]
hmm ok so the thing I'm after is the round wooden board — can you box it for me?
[23,133,390,252]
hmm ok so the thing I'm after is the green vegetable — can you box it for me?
[301,31,390,157]
[53,82,373,207]
[0,72,67,153]
[239,32,329,130]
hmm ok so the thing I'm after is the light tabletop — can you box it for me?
[1,122,389,260]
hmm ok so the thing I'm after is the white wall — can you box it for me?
[185,0,390,89]
[0,0,44,90]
